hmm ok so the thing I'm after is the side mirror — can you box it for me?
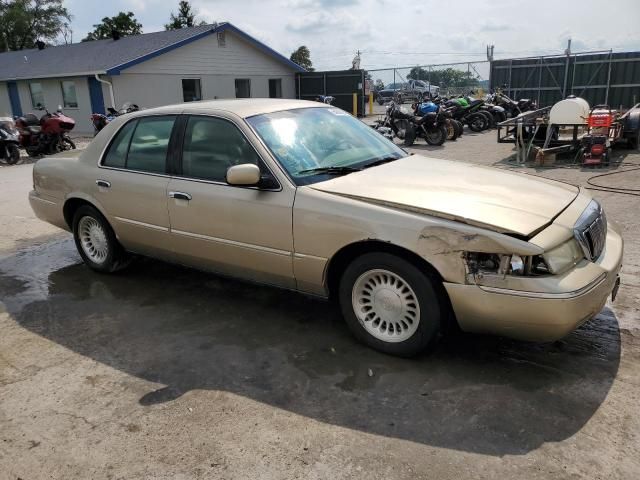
[226,163,261,186]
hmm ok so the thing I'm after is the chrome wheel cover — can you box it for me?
[78,216,109,264]
[352,269,420,343]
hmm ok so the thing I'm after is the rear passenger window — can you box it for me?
[103,120,136,168]
[126,116,176,173]
[181,116,260,182]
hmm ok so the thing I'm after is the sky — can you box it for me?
[63,0,640,82]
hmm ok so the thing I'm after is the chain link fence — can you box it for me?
[367,61,491,101]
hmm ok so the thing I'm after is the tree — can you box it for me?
[82,11,143,41]
[165,0,206,30]
[407,66,479,88]
[0,0,70,51]
[375,79,385,91]
[290,45,313,71]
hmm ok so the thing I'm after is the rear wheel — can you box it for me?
[6,144,20,165]
[338,252,442,357]
[62,136,76,150]
[72,205,131,273]
[467,113,488,132]
[425,125,447,146]
[452,120,463,137]
[479,110,495,128]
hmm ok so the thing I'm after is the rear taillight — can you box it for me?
[591,144,605,155]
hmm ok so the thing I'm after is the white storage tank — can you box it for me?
[549,96,590,125]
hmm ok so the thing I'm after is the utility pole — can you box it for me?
[486,44,494,62]
[562,38,571,97]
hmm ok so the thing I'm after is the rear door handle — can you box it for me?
[96,179,111,188]
[169,191,192,201]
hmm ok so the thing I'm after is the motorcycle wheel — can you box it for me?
[493,110,507,123]
[446,123,458,141]
[403,125,416,146]
[62,137,76,150]
[467,113,488,132]
[479,111,495,128]
[425,125,447,146]
[452,120,463,137]
[6,144,20,165]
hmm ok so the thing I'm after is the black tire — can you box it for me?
[425,125,447,146]
[403,124,416,146]
[338,252,443,357]
[72,205,131,273]
[479,110,495,128]
[6,144,20,165]
[452,120,463,137]
[467,113,488,132]
[377,97,385,106]
[446,122,459,141]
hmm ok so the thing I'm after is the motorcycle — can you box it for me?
[410,100,452,145]
[489,90,536,118]
[0,117,20,165]
[440,96,491,132]
[15,106,76,157]
[91,102,140,135]
[373,101,447,146]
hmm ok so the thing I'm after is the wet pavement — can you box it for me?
[1,132,639,479]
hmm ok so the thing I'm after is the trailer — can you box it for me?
[497,97,640,166]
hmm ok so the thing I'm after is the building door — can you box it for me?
[7,81,22,117]
[87,77,105,114]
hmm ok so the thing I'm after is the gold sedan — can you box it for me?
[29,99,623,356]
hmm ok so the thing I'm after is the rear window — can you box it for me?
[102,116,176,174]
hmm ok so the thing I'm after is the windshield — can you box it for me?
[247,107,407,185]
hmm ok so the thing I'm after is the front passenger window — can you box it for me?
[181,116,261,182]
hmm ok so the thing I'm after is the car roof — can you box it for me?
[126,99,329,119]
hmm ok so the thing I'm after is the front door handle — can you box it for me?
[96,179,111,188]
[169,191,192,201]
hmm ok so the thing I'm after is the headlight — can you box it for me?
[543,239,584,274]
[465,252,550,277]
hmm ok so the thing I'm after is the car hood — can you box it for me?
[309,155,579,237]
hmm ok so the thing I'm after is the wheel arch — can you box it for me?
[63,195,109,230]
[325,239,458,330]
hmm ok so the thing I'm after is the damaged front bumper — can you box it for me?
[443,224,623,341]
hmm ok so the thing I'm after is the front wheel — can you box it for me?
[425,125,447,146]
[338,253,443,357]
[446,122,458,141]
[6,144,20,165]
[72,205,131,273]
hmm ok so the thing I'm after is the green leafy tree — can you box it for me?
[0,0,70,51]
[82,11,143,41]
[165,0,206,30]
[408,66,479,88]
[375,79,385,91]
[290,45,313,71]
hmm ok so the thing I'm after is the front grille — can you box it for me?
[574,201,607,261]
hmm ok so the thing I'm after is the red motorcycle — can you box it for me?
[15,107,76,157]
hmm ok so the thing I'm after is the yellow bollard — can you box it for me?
[353,93,358,116]
[369,92,374,115]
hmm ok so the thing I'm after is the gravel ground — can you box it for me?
[1,127,639,479]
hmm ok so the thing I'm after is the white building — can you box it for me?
[0,23,304,133]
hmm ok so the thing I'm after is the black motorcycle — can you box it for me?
[374,101,447,146]
[0,117,20,165]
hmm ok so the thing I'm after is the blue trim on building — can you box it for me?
[87,76,106,114]
[106,22,305,76]
[7,81,22,117]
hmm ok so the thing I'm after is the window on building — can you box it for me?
[217,31,226,47]
[268,79,282,98]
[29,82,44,109]
[181,116,260,182]
[182,79,202,102]
[60,81,78,108]
[235,79,251,98]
